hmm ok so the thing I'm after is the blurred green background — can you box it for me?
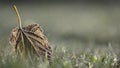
[1,1,120,52]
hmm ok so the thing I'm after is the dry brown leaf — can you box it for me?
[9,5,52,61]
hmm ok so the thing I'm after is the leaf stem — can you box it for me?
[13,5,22,29]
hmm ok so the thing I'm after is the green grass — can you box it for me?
[0,45,118,68]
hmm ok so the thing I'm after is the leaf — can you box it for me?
[9,5,52,61]
[10,23,52,59]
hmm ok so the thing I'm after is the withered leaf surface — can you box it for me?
[9,23,52,60]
